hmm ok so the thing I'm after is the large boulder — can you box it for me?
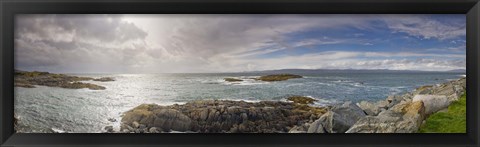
[346,101,425,133]
[345,115,401,133]
[402,101,426,120]
[357,101,377,115]
[396,101,426,133]
[308,101,366,133]
[332,101,366,122]
[307,118,326,133]
[356,100,388,116]
[412,95,449,115]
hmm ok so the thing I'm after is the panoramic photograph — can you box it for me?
[14,14,466,133]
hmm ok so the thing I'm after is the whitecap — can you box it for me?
[51,128,67,133]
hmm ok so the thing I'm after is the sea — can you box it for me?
[14,71,465,133]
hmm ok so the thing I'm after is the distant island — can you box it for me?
[14,70,114,90]
[248,68,466,74]
[224,74,303,82]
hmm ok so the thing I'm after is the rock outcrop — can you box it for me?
[93,77,115,82]
[224,78,243,82]
[14,70,106,90]
[120,98,327,133]
[122,105,192,132]
[307,101,366,133]
[256,74,303,82]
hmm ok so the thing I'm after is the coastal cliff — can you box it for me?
[115,77,466,133]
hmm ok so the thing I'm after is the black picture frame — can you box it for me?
[1,0,479,146]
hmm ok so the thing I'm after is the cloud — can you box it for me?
[197,51,465,72]
[123,15,377,59]
[14,14,466,73]
[346,58,465,71]
[383,15,465,40]
[362,51,465,58]
[15,14,151,73]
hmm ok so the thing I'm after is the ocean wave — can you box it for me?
[308,96,336,107]
[315,82,336,86]
[51,128,67,133]
[216,98,263,103]
[332,79,354,83]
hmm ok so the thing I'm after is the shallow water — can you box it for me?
[14,71,464,133]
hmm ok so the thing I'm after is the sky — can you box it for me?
[14,14,466,73]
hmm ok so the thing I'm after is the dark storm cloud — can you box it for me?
[15,14,149,72]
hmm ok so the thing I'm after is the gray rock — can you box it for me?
[108,118,117,122]
[322,111,354,133]
[307,102,366,133]
[413,85,433,95]
[386,95,402,104]
[123,124,135,132]
[104,126,114,133]
[375,100,389,109]
[121,129,131,133]
[308,102,366,133]
[149,127,161,133]
[412,95,450,115]
[289,124,309,133]
[357,101,379,116]
[142,128,149,133]
[334,101,366,117]
[132,121,140,128]
[121,99,328,133]
[307,119,326,133]
[289,130,307,133]
[139,124,147,130]
[240,113,248,121]
[345,108,405,133]
[432,83,455,96]
[345,115,400,133]
[151,109,192,132]
[389,100,410,113]
[346,101,425,133]
[357,99,390,116]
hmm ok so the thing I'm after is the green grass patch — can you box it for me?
[418,93,466,133]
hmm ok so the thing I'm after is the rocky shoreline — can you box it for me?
[111,77,466,133]
[114,96,327,133]
[14,70,114,90]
